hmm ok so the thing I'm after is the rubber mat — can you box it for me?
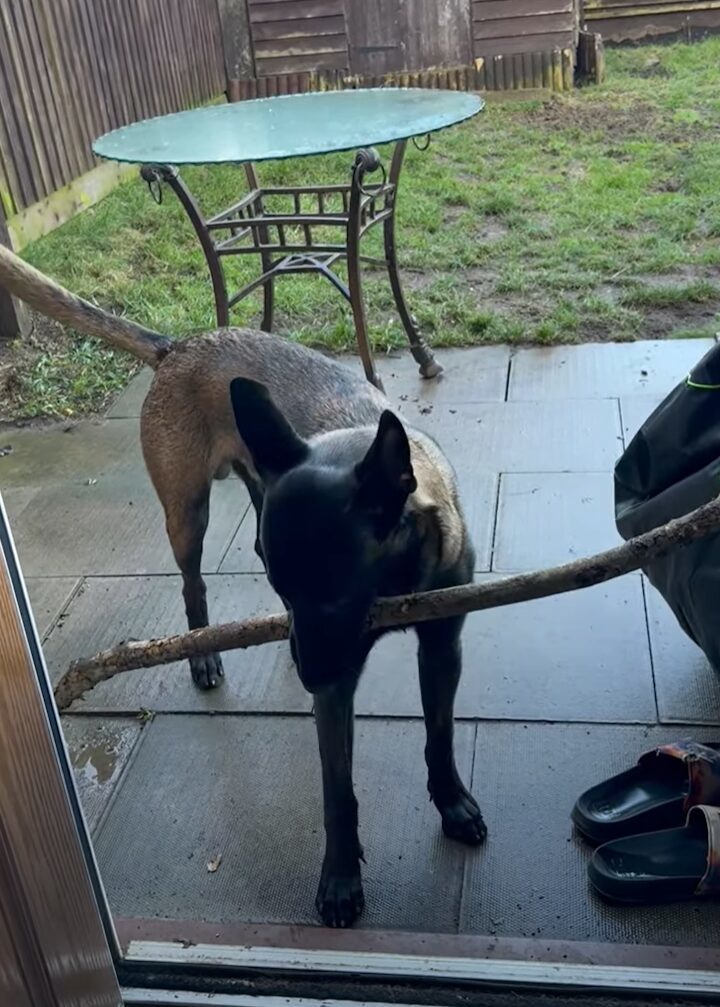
[94,714,476,931]
[462,722,720,946]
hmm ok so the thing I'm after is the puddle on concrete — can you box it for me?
[62,716,143,831]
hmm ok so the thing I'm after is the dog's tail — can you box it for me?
[0,243,172,367]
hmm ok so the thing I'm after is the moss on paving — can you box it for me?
[4,38,720,420]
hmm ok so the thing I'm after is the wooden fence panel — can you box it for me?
[582,0,720,42]
[472,0,577,57]
[248,0,349,76]
[0,0,225,217]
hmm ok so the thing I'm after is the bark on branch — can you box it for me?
[53,494,720,711]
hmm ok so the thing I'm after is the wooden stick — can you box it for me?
[53,494,720,710]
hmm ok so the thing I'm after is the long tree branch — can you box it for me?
[53,494,720,710]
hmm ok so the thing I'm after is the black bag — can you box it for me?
[615,342,720,672]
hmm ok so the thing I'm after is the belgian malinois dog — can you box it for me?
[0,246,485,927]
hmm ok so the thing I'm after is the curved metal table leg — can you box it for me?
[347,149,383,391]
[385,141,442,379]
[244,163,274,333]
[141,165,229,328]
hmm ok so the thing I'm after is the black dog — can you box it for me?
[230,377,486,927]
[0,244,486,928]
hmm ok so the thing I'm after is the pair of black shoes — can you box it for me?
[572,740,720,904]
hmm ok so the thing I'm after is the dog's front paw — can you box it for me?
[190,653,224,690]
[436,786,487,846]
[316,867,364,928]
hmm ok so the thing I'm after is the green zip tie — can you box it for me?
[686,376,720,390]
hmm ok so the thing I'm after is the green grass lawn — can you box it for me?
[4,38,720,420]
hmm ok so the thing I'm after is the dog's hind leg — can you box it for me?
[313,677,364,927]
[417,616,487,845]
[164,488,224,689]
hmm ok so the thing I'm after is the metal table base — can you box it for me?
[140,140,441,390]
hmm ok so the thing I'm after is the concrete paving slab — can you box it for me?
[645,581,720,724]
[61,715,144,833]
[107,367,153,419]
[94,714,475,929]
[492,472,620,572]
[218,472,498,575]
[0,418,143,487]
[397,399,623,473]
[7,470,248,577]
[508,339,712,401]
[25,577,79,639]
[355,575,655,722]
[461,721,720,945]
[44,574,310,714]
[619,396,664,446]
[378,347,510,404]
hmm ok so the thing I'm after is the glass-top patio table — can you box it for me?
[93,88,483,389]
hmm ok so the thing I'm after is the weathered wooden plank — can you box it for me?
[585,7,720,38]
[473,0,572,17]
[405,0,473,70]
[254,34,347,57]
[252,14,345,40]
[256,49,349,73]
[217,0,256,82]
[473,29,574,54]
[585,0,717,8]
[473,10,574,36]
[250,0,345,23]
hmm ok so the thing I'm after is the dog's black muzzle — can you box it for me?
[288,604,368,694]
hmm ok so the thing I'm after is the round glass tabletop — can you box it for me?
[92,88,484,166]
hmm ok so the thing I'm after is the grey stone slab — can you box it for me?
[44,574,310,714]
[378,347,510,405]
[61,715,144,833]
[645,581,720,724]
[219,472,498,574]
[396,400,623,473]
[25,577,79,639]
[356,575,655,722]
[461,721,720,945]
[107,367,153,418]
[94,714,475,929]
[7,470,248,577]
[508,339,712,401]
[492,472,620,572]
[620,396,664,446]
[0,418,143,487]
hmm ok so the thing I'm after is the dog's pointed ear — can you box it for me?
[355,411,416,532]
[230,377,308,482]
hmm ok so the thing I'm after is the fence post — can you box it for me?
[215,0,255,101]
[0,209,30,341]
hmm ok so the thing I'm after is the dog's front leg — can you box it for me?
[417,617,487,845]
[313,680,364,927]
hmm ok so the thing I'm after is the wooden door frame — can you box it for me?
[0,493,121,1006]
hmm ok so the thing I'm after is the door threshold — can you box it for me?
[117,917,720,999]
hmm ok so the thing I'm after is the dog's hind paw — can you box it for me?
[316,871,364,928]
[190,653,225,690]
[438,788,487,846]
